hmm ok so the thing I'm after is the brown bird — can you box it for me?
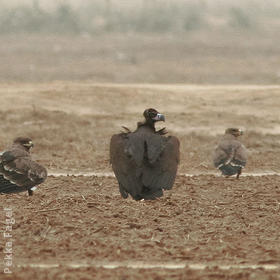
[110,108,180,200]
[0,137,47,196]
[213,128,247,179]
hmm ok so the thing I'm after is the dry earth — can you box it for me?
[0,83,280,279]
[0,83,280,173]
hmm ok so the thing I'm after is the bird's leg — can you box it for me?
[236,168,242,179]
[28,189,33,196]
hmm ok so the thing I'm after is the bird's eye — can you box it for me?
[149,110,157,118]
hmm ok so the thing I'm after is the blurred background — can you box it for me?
[1,0,280,84]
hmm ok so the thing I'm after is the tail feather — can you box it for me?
[0,174,26,194]
[139,188,163,200]
[219,164,241,176]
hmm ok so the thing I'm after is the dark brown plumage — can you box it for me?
[110,108,180,200]
[0,137,47,195]
[213,128,247,179]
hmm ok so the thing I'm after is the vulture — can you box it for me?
[0,137,47,196]
[110,108,180,200]
[213,128,247,179]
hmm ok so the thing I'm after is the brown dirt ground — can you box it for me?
[1,83,280,173]
[0,84,280,279]
[1,175,280,279]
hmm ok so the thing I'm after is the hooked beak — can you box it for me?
[152,113,165,122]
[23,141,34,148]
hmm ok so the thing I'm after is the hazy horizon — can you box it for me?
[0,0,279,84]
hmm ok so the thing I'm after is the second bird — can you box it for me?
[110,108,180,200]
[0,137,47,196]
[213,128,247,179]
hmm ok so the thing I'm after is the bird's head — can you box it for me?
[143,108,165,123]
[13,137,34,151]
[225,128,243,137]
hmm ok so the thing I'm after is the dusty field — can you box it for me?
[1,175,280,279]
[0,83,280,279]
[0,83,280,173]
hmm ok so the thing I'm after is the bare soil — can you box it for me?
[0,83,280,173]
[0,83,280,279]
[1,175,280,279]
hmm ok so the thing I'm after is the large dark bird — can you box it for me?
[110,108,180,200]
[0,137,47,196]
[213,128,247,179]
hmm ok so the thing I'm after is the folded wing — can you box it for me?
[110,133,142,199]
[142,135,180,191]
[0,149,47,194]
